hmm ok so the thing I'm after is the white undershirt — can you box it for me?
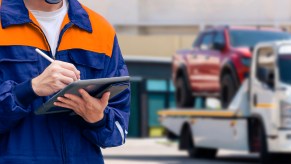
[30,0,68,57]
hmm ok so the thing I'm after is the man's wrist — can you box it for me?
[31,77,41,96]
[85,112,105,124]
[85,113,107,128]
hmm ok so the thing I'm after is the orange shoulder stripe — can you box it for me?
[0,19,49,51]
[58,6,116,57]
[0,6,115,56]
[0,10,50,51]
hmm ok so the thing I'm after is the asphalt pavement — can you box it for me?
[103,138,259,164]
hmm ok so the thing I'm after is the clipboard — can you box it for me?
[35,76,130,115]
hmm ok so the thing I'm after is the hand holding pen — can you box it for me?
[35,48,55,62]
[32,48,80,96]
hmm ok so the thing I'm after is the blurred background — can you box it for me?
[78,1,291,163]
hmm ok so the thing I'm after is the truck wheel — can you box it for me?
[176,76,194,108]
[184,127,217,159]
[220,74,237,108]
[258,122,277,164]
[165,130,178,141]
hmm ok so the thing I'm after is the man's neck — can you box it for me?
[24,0,63,12]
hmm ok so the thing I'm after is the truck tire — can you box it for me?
[175,76,194,108]
[165,130,178,141]
[220,74,238,108]
[183,126,217,159]
[258,122,277,164]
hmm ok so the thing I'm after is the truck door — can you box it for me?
[250,47,276,119]
[205,30,226,93]
[193,31,216,91]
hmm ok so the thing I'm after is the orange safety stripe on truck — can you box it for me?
[158,110,240,118]
[255,103,276,109]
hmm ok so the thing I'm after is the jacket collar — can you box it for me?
[0,0,92,33]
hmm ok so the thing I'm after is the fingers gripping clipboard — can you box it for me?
[35,76,130,115]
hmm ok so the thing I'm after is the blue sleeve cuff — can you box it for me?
[13,80,39,107]
[85,113,107,129]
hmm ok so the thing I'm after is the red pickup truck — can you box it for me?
[173,26,291,108]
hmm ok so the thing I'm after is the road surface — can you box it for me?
[103,138,259,164]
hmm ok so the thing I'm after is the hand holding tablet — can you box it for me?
[35,76,130,115]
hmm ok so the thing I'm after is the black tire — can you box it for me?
[184,126,217,159]
[220,74,238,108]
[175,76,195,108]
[165,130,178,141]
[275,154,291,163]
[258,122,277,164]
[258,122,269,164]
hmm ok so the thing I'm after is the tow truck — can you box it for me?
[159,40,291,163]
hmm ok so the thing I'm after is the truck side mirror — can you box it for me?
[257,67,274,88]
[213,41,225,51]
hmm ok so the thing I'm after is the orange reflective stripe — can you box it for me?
[0,23,49,51]
[58,6,115,57]
[0,1,48,50]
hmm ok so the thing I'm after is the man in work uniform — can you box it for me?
[0,0,130,163]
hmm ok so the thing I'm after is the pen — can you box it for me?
[35,48,54,63]
[35,48,81,80]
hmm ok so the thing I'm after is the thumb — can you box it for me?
[101,92,110,106]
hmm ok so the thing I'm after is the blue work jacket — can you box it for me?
[0,0,130,163]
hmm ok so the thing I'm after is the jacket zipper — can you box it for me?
[30,22,73,60]
[55,23,74,164]
[30,22,74,164]
[55,22,74,54]
[30,22,55,60]
[61,125,67,164]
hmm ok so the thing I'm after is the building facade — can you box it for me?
[81,0,291,35]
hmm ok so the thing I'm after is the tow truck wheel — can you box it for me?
[220,74,237,108]
[165,130,178,141]
[184,126,217,159]
[258,122,277,164]
[176,76,195,108]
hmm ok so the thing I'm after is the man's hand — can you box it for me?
[54,89,110,123]
[32,61,80,96]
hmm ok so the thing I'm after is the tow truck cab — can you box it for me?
[251,41,291,153]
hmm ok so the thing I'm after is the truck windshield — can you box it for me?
[279,55,291,84]
[230,30,291,48]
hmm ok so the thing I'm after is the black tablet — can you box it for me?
[35,76,130,115]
